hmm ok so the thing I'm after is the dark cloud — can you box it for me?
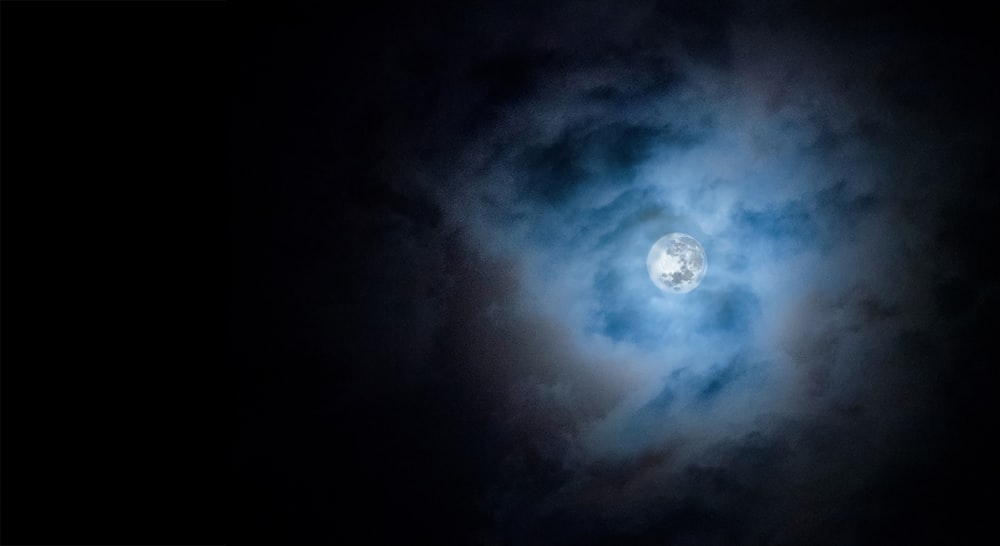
[229,0,999,543]
[697,286,761,333]
[729,201,819,255]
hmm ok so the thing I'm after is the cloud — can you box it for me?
[362,2,995,542]
[242,3,1000,545]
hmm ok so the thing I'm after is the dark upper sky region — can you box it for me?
[226,1,1000,544]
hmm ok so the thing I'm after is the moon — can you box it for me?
[647,233,708,294]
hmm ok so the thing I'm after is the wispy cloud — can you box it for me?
[382,1,975,541]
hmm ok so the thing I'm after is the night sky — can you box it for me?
[4,1,999,544]
[227,2,998,544]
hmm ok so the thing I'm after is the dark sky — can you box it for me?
[225,2,999,544]
[4,1,999,545]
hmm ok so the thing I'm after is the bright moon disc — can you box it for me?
[647,233,707,294]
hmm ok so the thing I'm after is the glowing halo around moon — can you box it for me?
[646,233,708,294]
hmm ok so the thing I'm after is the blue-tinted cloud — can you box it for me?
[227,2,998,544]
[380,1,981,542]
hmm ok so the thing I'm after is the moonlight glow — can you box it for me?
[225,1,998,544]
[646,233,707,294]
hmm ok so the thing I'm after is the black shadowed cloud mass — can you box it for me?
[230,1,999,543]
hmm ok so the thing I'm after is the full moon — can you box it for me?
[646,233,708,294]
